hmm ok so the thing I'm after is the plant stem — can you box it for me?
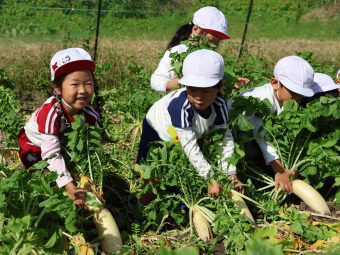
[34,207,47,228]
[86,125,94,181]
[9,236,24,254]
[94,152,103,190]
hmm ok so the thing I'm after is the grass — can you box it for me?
[0,2,339,43]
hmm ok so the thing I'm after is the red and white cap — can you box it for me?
[179,49,224,88]
[50,48,95,81]
[193,6,230,40]
[311,73,340,93]
[274,56,314,97]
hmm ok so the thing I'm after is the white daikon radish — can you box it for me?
[93,208,123,254]
[192,205,213,242]
[292,179,330,214]
[80,176,123,254]
[231,189,256,225]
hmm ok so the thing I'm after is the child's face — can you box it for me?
[191,25,221,46]
[272,78,304,106]
[186,86,219,111]
[54,70,94,115]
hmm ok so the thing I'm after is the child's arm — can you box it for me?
[175,128,232,196]
[150,50,176,92]
[175,128,213,179]
[249,115,279,163]
[64,181,86,207]
[40,134,73,187]
[220,128,237,175]
[220,128,244,193]
[40,134,88,206]
[249,115,293,193]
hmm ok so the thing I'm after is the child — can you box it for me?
[230,56,315,194]
[18,48,100,207]
[138,49,241,196]
[151,6,231,92]
[336,69,340,84]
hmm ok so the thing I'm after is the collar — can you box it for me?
[60,102,75,123]
[270,85,283,114]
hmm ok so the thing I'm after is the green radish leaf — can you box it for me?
[291,222,304,235]
[246,238,283,255]
[44,230,60,248]
[253,226,278,239]
[143,165,152,179]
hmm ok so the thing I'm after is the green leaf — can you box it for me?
[291,222,304,235]
[246,238,283,255]
[143,165,152,179]
[252,226,278,239]
[157,246,199,255]
[76,138,84,151]
[232,114,254,131]
[44,230,60,248]
[30,160,49,170]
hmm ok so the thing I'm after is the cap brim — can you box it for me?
[179,75,220,88]
[319,84,340,92]
[203,29,230,40]
[279,78,314,97]
[54,60,95,81]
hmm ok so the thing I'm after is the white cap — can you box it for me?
[50,48,95,81]
[179,49,224,88]
[193,6,230,40]
[273,56,314,97]
[311,73,340,93]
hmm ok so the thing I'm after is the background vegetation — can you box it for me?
[0,1,339,254]
[0,0,339,42]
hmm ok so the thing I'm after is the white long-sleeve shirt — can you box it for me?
[146,88,237,178]
[234,83,282,163]
[150,44,188,92]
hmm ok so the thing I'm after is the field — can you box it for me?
[0,1,340,254]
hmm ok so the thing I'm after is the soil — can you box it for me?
[298,201,340,223]
[301,3,340,22]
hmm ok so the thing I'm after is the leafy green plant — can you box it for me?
[0,85,24,147]
[169,36,217,79]
[0,162,80,254]
[62,115,104,188]
[263,98,340,193]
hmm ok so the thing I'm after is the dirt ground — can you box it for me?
[99,38,340,70]
[1,38,339,72]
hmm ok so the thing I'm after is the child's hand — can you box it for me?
[230,175,245,194]
[274,171,293,194]
[166,78,180,91]
[270,159,294,194]
[65,182,87,208]
[234,77,250,89]
[208,178,221,197]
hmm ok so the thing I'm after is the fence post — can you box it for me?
[238,0,254,60]
[93,0,102,61]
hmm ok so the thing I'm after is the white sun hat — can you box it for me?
[193,6,230,40]
[311,73,340,94]
[179,49,224,88]
[273,55,314,97]
[50,48,95,81]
